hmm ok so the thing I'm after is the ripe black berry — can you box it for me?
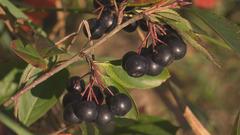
[108,93,132,116]
[104,86,119,97]
[63,104,81,124]
[62,92,82,107]
[125,55,149,77]
[74,101,98,122]
[152,45,174,67]
[116,0,125,4]
[83,86,104,105]
[139,20,148,31]
[93,0,111,9]
[164,35,187,60]
[99,9,117,33]
[122,51,137,70]
[146,57,164,76]
[124,6,134,12]
[123,16,138,32]
[140,48,163,76]
[83,18,105,40]
[67,76,85,93]
[96,105,113,125]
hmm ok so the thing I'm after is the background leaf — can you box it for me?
[96,61,170,90]
[0,111,33,135]
[0,0,28,19]
[181,7,240,53]
[0,69,20,105]
[17,65,69,126]
[11,39,48,69]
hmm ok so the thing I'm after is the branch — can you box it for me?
[168,81,212,135]
[11,14,144,101]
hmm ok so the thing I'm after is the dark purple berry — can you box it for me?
[96,105,113,125]
[124,6,134,12]
[63,104,81,124]
[158,33,187,60]
[83,86,104,105]
[83,18,105,40]
[139,19,148,31]
[99,9,117,33]
[105,86,120,105]
[122,51,137,70]
[140,48,164,76]
[116,0,125,4]
[62,92,82,107]
[167,35,187,60]
[104,86,119,97]
[146,57,163,76]
[125,55,148,77]
[108,94,132,116]
[93,0,112,9]
[74,101,98,122]
[123,16,138,32]
[67,76,85,93]
[152,45,174,67]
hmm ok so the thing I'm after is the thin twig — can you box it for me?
[183,107,211,135]
[11,14,144,101]
[168,81,212,135]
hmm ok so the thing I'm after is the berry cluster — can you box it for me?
[62,76,132,126]
[122,24,187,77]
[84,0,128,40]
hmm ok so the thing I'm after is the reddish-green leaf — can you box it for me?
[11,39,48,69]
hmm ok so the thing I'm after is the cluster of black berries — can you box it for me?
[122,25,187,77]
[62,76,132,126]
[84,0,128,40]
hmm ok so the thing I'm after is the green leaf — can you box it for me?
[114,115,178,135]
[232,111,240,135]
[181,7,240,53]
[0,0,28,19]
[0,111,33,135]
[96,61,170,90]
[17,65,69,126]
[11,39,48,69]
[0,69,20,105]
[81,123,100,135]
